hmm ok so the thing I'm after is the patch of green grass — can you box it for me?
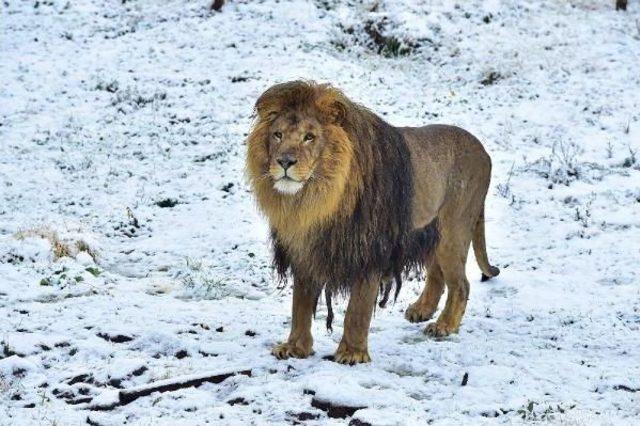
[85,267,101,277]
[516,400,576,421]
[381,37,411,57]
[180,257,229,300]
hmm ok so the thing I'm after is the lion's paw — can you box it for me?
[405,303,437,323]
[424,321,458,338]
[271,342,312,360]
[333,347,371,365]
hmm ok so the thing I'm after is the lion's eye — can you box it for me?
[273,131,282,140]
[303,133,315,143]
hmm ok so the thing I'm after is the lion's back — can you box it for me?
[400,124,493,228]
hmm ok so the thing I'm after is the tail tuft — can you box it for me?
[481,266,500,282]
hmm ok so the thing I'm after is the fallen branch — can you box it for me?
[85,368,252,410]
[311,397,366,419]
[613,384,639,393]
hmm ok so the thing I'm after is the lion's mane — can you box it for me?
[246,81,438,304]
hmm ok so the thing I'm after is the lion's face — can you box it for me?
[266,111,325,195]
[247,81,358,234]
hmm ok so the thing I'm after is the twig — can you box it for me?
[85,368,252,410]
[126,207,140,228]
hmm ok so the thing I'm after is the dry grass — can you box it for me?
[15,227,98,261]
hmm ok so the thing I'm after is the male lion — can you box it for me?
[246,81,500,364]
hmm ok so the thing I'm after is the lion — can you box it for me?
[246,81,500,364]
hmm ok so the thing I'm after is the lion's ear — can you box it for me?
[255,81,310,121]
[327,100,347,126]
[254,93,280,121]
[317,96,347,126]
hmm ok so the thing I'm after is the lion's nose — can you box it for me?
[277,154,298,170]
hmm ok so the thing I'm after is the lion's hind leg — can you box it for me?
[424,231,472,338]
[405,261,444,323]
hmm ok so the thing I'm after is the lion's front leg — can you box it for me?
[334,280,379,364]
[272,279,315,360]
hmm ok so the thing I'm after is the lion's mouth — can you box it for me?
[274,176,305,195]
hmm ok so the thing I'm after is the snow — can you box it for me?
[1,0,639,424]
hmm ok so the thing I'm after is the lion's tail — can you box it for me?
[472,207,500,282]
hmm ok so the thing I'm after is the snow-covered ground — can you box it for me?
[1,0,639,424]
